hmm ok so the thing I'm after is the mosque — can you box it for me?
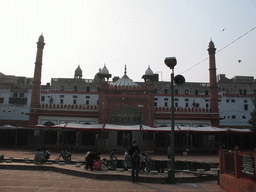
[0,35,255,152]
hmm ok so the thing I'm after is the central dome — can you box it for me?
[113,65,139,87]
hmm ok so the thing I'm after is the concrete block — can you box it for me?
[210,168,218,172]
[116,168,124,172]
[76,163,82,167]
[150,170,158,175]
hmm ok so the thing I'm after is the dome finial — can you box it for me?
[124,65,127,75]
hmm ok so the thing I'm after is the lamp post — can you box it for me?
[164,57,177,184]
[137,104,144,151]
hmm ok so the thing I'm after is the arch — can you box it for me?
[109,104,141,125]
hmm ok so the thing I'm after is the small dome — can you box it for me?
[145,66,154,75]
[74,65,82,78]
[99,65,109,74]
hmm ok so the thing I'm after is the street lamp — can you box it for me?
[164,57,177,184]
[137,104,144,151]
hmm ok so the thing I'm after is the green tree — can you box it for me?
[249,93,256,130]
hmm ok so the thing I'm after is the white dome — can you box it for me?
[145,66,154,75]
[99,65,109,74]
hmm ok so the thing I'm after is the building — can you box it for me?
[0,35,255,151]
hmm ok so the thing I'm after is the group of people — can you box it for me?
[83,139,149,183]
[34,149,73,164]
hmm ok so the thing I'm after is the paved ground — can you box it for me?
[0,149,224,191]
[0,169,224,192]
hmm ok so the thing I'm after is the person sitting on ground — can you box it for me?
[43,149,51,161]
[58,150,72,161]
[34,148,43,164]
[109,149,118,169]
[110,149,117,160]
[85,150,90,163]
[85,151,101,170]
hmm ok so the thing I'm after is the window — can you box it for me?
[86,87,90,92]
[165,102,168,107]
[13,92,18,97]
[175,103,178,107]
[9,98,27,104]
[61,86,64,91]
[86,96,90,99]
[19,93,24,97]
[206,103,209,108]
[73,95,77,98]
[164,98,168,101]
[86,100,89,105]
[74,86,77,92]
[175,98,179,101]
[195,103,199,108]
[185,99,189,101]
[41,96,45,101]
[60,99,64,104]
[244,100,247,103]
[185,103,188,107]
[60,95,64,98]
[175,89,178,94]
[218,100,221,102]
[231,100,235,103]
[242,116,246,119]
[243,89,247,95]
[205,99,209,102]
[154,98,158,101]
[205,90,209,95]
[0,98,3,103]
[232,115,236,119]
[244,104,248,111]
[73,100,77,104]
[226,99,230,102]
[185,90,188,95]
[195,90,198,95]
[154,102,157,106]
[164,89,168,94]
[239,89,242,95]
[154,89,157,93]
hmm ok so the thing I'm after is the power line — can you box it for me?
[180,27,256,75]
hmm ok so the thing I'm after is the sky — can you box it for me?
[0,0,255,85]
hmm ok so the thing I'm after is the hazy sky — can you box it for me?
[0,0,255,84]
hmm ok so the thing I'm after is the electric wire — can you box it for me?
[180,27,256,75]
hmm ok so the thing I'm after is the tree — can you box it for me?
[249,93,256,130]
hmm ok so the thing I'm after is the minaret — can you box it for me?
[29,34,45,125]
[207,40,219,126]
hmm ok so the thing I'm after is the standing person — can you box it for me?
[129,139,140,183]
[167,146,171,159]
